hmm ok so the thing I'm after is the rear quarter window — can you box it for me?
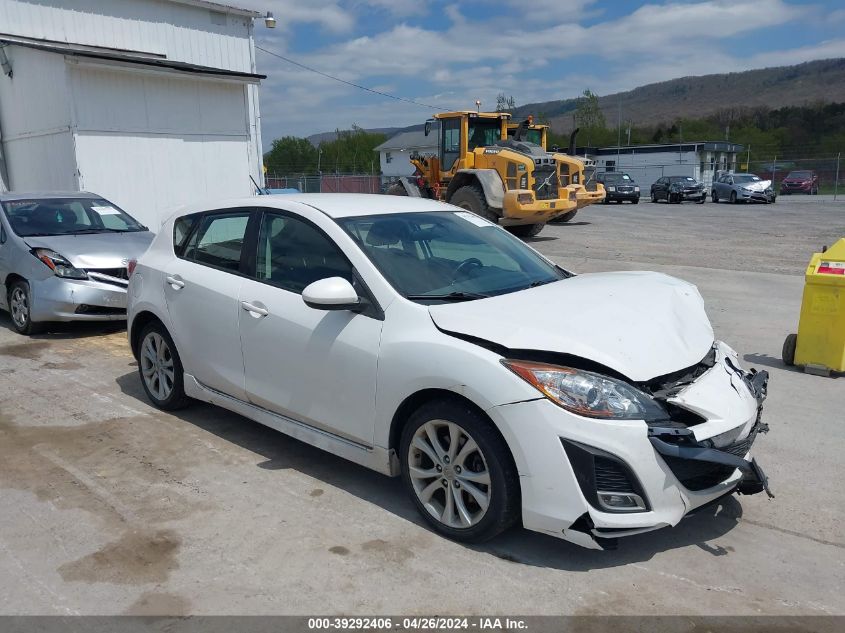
[173,215,200,256]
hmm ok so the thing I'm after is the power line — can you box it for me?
[256,45,448,112]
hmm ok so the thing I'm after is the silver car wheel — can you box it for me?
[10,287,29,328]
[408,420,491,529]
[140,331,175,401]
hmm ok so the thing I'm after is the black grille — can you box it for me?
[533,166,559,200]
[594,456,635,493]
[88,267,129,280]
[661,431,756,491]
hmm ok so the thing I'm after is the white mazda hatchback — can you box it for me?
[128,194,771,548]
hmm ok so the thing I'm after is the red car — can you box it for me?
[780,170,819,195]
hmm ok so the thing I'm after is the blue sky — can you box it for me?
[253,0,845,141]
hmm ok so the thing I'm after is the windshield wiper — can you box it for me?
[68,228,127,234]
[405,291,490,301]
[528,279,558,288]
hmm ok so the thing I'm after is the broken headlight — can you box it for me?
[502,360,669,421]
[32,248,88,280]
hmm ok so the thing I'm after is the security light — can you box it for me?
[264,11,277,28]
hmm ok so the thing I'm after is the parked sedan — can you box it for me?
[128,194,771,548]
[650,176,706,203]
[596,172,640,204]
[711,173,776,204]
[780,170,819,195]
[0,192,154,334]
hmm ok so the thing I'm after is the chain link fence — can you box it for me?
[265,174,382,194]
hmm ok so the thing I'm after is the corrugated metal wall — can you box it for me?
[70,63,253,225]
[0,0,254,72]
[0,0,264,220]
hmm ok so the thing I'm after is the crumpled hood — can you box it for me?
[428,271,715,382]
[25,231,154,268]
[741,179,771,192]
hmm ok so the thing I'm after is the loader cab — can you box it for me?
[506,120,547,149]
[430,112,510,173]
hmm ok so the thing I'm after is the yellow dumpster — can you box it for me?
[782,238,845,376]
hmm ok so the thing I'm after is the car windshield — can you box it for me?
[733,175,761,183]
[669,176,697,183]
[602,173,632,182]
[338,211,567,302]
[787,171,813,179]
[2,197,146,237]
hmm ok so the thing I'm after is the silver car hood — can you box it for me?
[742,180,771,192]
[24,231,155,268]
[428,271,715,382]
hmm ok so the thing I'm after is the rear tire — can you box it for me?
[782,333,798,367]
[508,223,545,238]
[8,281,43,336]
[631,198,639,204]
[651,191,658,203]
[712,190,719,203]
[138,321,192,410]
[399,398,520,543]
[730,191,738,204]
[448,185,499,223]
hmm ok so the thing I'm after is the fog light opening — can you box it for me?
[597,492,646,512]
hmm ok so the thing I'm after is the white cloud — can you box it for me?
[255,0,836,140]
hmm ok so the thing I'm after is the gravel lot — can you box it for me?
[1,196,843,616]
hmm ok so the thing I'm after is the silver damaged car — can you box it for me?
[0,192,154,334]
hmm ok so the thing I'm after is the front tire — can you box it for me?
[8,281,43,335]
[551,210,578,223]
[138,322,192,410]
[508,223,544,238]
[386,183,407,196]
[400,399,520,543]
[448,184,499,223]
[651,191,658,203]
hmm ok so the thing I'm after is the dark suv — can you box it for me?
[780,170,819,195]
[596,172,640,204]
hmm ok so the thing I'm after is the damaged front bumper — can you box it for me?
[488,341,772,550]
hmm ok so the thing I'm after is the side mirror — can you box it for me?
[424,120,433,137]
[302,277,360,311]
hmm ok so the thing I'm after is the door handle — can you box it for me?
[166,275,185,289]
[241,301,269,317]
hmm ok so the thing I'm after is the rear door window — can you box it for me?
[183,211,251,272]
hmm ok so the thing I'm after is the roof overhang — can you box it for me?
[0,34,265,82]
[164,0,262,17]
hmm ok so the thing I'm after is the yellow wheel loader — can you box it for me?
[506,120,606,222]
[387,111,577,238]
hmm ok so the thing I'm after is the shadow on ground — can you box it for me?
[0,311,125,340]
[116,371,745,572]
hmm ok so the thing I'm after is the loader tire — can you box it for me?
[449,185,499,223]
[386,183,408,196]
[551,210,578,223]
[508,223,545,238]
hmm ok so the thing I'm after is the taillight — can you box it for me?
[127,259,138,276]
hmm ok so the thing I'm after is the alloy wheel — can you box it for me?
[140,332,176,401]
[10,287,29,328]
[408,420,491,529]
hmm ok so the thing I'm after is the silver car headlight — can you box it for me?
[32,248,88,280]
[502,360,668,421]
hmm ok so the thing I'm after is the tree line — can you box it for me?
[550,93,845,163]
[264,125,387,176]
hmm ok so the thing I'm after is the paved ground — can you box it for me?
[0,197,843,616]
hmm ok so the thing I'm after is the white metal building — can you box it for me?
[0,0,265,228]
[588,141,744,188]
[374,130,437,181]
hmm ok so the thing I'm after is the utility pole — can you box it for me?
[616,98,622,170]
[626,121,631,146]
[746,144,751,171]
[771,155,777,185]
[835,152,841,201]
